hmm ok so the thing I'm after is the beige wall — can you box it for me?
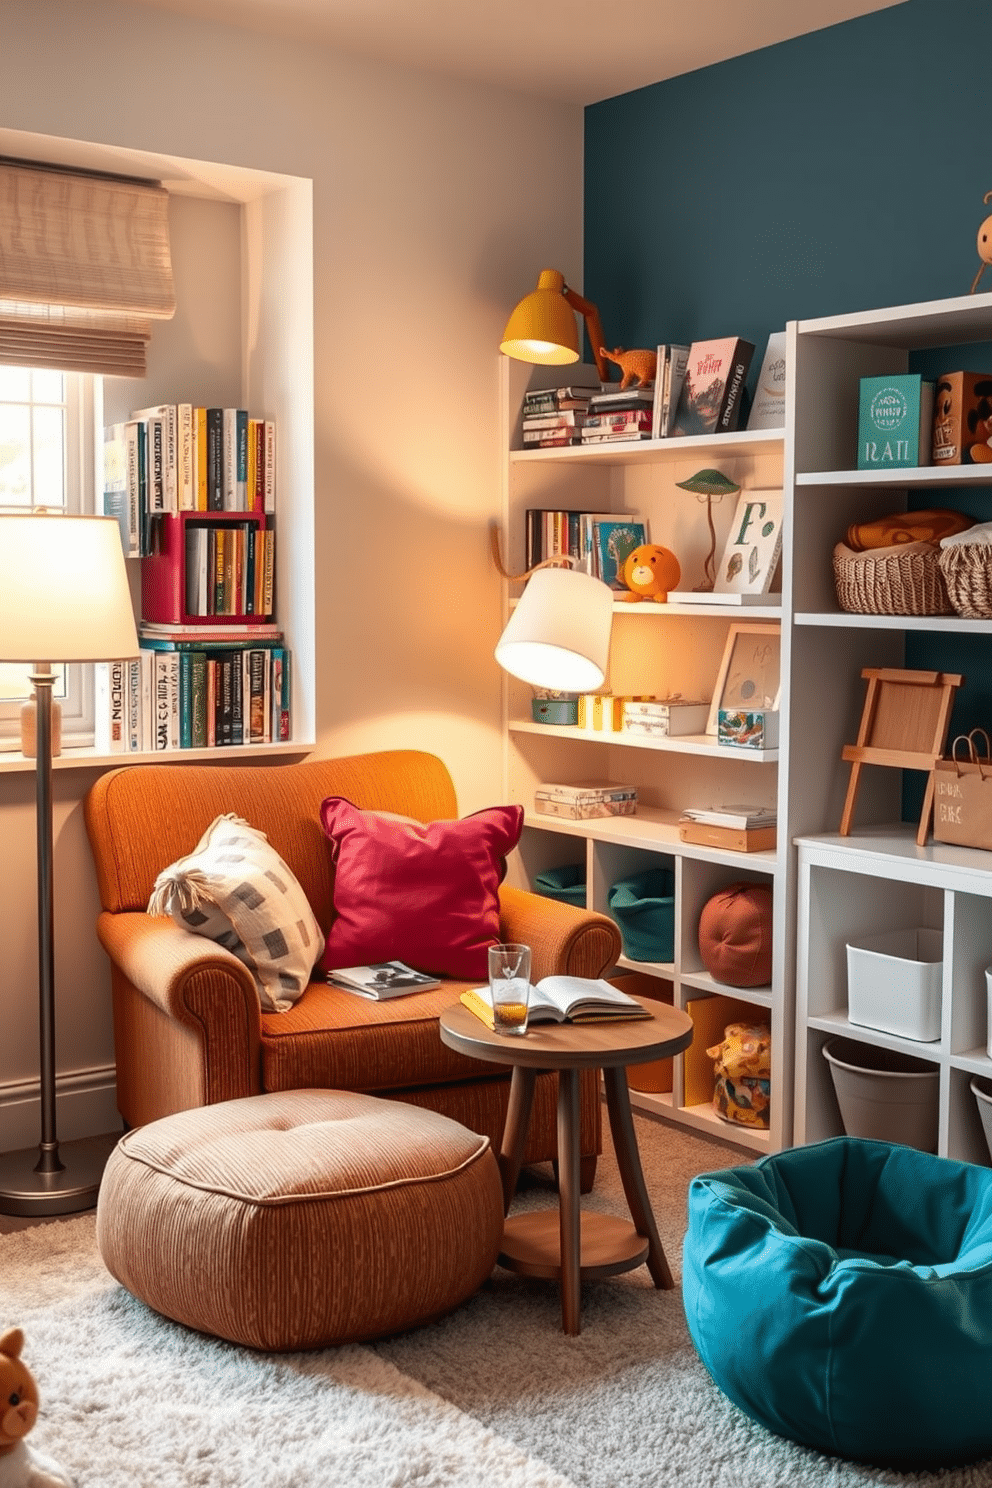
[0,0,584,1142]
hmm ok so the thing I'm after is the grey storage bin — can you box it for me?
[823,1036,939,1153]
[971,1075,992,1163]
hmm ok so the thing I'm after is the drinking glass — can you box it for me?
[489,943,532,1035]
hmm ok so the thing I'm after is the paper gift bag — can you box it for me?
[932,730,992,848]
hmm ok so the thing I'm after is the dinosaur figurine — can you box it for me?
[599,347,657,389]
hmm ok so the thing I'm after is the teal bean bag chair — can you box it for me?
[683,1137,992,1468]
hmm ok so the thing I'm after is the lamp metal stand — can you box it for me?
[694,495,719,592]
[0,668,106,1216]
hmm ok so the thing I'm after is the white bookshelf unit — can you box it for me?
[795,830,992,1164]
[789,290,992,1161]
[499,356,789,1153]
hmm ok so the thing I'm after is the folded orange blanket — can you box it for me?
[846,508,973,550]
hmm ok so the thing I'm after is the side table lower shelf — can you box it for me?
[500,1210,649,1280]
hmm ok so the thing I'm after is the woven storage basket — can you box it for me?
[937,541,992,618]
[832,540,953,616]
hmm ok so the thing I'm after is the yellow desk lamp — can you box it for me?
[500,269,609,385]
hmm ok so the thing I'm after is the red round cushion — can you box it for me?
[698,881,773,988]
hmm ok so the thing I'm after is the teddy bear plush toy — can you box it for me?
[620,543,681,602]
[0,1330,75,1488]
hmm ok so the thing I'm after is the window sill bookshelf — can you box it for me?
[510,718,778,763]
[510,428,783,467]
[0,739,313,774]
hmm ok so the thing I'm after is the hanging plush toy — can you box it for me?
[0,1330,75,1488]
[620,543,681,602]
[971,190,992,293]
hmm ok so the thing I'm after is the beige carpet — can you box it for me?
[2,1112,991,1487]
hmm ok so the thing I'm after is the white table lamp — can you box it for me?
[0,512,139,1215]
[495,565,613,691]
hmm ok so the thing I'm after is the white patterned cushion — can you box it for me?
[147,814,325,1012]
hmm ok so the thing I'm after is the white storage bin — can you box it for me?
[846,927,943,1042]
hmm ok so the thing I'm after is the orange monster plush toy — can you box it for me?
[0,1330,74,1488]
[620,544,681,602]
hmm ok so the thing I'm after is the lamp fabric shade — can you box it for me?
[500,268,580,366]
[0,513,139,662]
[0,161,175,377]
[495,567,613,691]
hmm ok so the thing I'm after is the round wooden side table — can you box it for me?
[439,1000,694,1334]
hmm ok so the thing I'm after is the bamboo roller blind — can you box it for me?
[0,160,176,377]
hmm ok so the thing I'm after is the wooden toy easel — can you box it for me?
[839,668,963,845]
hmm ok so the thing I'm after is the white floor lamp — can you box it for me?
[0,512,139,1216]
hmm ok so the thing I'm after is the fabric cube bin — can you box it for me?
[846,927,943,1042]
[608,866,675,962]
[608,972,675,1092]
[533,863,587,908]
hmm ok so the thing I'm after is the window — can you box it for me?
[0,366,100,748]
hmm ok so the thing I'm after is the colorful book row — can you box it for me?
[94,642,291,754]
[524,508,649,586]
[103,405,276,557]
[183,522,275,619]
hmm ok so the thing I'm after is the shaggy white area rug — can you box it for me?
[3,1114,991,1487]
[2,1218,574,1488]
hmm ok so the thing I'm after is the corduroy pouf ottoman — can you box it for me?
[96,1089,504,1351]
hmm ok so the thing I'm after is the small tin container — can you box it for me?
[531,697,579,725]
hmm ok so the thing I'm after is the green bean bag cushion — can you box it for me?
[683,1137,992,1468]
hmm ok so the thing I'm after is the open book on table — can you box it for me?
[326,961,441,998]
[461,976,650,1029]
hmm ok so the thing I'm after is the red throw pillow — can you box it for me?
[318,797,524,980]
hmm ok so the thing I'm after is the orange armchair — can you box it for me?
[84,749,622,1188]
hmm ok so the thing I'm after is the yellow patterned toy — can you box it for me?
[707,1022,771,1128]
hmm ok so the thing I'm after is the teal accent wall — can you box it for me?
[584,0,988,350]
[584,0,992,820]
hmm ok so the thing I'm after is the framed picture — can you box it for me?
[714,490,784,596]
[706,623,782,734]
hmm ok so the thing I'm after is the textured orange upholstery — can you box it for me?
[84,751,621,1183]
[97,1090,505,1349]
